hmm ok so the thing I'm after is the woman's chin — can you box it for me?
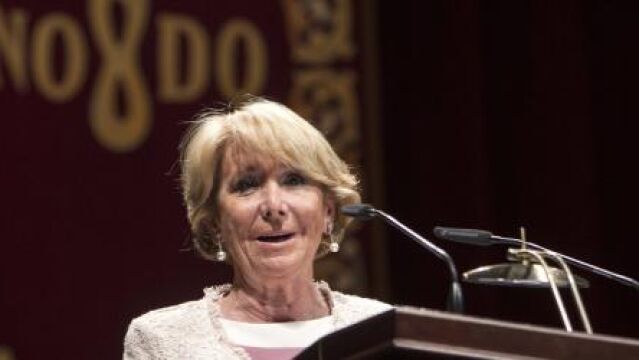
[251,253,311,278]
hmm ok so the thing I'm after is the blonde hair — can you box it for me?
[179,97,360,260]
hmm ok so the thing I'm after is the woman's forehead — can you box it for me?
[220,146,290,175]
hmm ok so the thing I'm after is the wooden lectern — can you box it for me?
[297,306,639,359]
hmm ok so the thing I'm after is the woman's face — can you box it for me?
[216,148,334,282]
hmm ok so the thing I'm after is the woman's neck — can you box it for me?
[219,275,330,323]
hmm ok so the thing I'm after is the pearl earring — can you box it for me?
[329,236,340,253]
[215,233,227,262]
[327,222,339,253]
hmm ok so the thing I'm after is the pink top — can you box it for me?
[241,346,304,360]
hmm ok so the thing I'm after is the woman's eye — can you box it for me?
[283,172,307,186]
[232,175,259,193]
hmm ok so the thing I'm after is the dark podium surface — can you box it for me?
[297,306,639,359]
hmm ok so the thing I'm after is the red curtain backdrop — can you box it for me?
[380,0,638,339]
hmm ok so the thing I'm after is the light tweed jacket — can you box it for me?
[123,282,392,359]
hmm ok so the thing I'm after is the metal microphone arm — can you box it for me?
[342,205,464,313]
[433,226,639,291]
[374,209,464,313]
[375,209,460,279]
[491,235,639,291]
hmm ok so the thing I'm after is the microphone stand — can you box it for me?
[433,226,639,291]
[343,205,464,313]
[491,235,639,291]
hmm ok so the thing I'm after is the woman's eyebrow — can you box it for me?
[231,167,262,181]
[237,166,260,174]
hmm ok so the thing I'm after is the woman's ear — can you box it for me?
[205,218,221,238]
[324,196,336,231]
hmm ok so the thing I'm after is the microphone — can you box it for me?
[340,203,376,220]
[342,204,464,313]
[433,226,495,246]
[433,226,639,291]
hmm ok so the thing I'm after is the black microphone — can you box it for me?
[433,226,639,291]
[342,204,464,313]
[433,226,495,246]
[341,203,376,220]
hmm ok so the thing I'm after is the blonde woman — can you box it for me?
[123,98,390,359]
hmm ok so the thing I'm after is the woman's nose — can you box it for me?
[260,182,287,222]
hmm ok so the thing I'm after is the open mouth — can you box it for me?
[256,233,295,243]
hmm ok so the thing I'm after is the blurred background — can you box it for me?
[1,0,637,358]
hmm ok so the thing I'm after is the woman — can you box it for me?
[124,98,391,359]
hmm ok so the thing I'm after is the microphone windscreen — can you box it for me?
[433,226,494,246]
[340,204,376,219]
